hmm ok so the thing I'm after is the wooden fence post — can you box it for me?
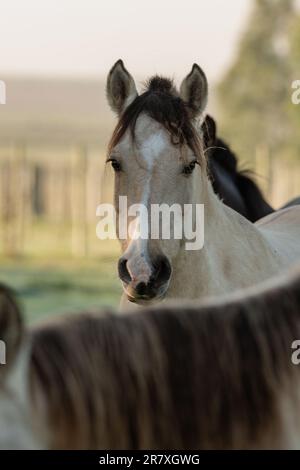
[71,145,88,257]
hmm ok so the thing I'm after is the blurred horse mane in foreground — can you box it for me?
[1,265,300,449]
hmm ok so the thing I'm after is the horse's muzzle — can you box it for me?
[118,255,172,303]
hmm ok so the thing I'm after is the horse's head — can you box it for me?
[106,60,208,304]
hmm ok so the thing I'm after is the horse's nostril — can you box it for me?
[153,256,172,286]
[118,258,131,284]
[135,282,148,296]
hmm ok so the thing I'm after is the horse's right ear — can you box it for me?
[180,64,208,119]
[106,59,138,115]
[0,284,23,379]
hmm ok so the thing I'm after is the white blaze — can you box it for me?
[127,131,167,262]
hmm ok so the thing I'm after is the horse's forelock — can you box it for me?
[146,76,175,94]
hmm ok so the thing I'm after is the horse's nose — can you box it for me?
[132,256,172,300]
[118,254,172,302]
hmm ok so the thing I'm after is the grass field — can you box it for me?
[0,242,122,324]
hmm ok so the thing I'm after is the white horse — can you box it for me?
[105,60,300,309]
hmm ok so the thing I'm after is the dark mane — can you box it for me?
[202,115,274,221]
[208,136,261,187]
[210,137,238,173]
[108,76,203,162]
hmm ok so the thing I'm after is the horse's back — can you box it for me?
[256,206,300,264]
[256,205,300,229]
[281,196,300,210]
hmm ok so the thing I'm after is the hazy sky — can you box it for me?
[0,0,252,83]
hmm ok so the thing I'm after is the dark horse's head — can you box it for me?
[202,115,273,222]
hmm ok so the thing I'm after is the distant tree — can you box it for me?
[288,8,300,158]
[217,0,298,164]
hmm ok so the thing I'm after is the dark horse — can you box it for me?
[202,115,300,222]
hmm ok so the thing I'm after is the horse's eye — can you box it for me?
[109,159,122,172]
[182,161,197,175]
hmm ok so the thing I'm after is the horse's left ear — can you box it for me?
[106,59,138,115]
[180,64,208,118]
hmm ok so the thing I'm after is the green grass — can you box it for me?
[0,251,122,324]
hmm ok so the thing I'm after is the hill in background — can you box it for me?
[0,76,217,147]
[0,76,116,146]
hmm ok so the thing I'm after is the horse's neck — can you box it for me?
[168,178,280,300]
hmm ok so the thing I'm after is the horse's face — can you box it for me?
[106,60,208,304]
[110,115,202,303]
